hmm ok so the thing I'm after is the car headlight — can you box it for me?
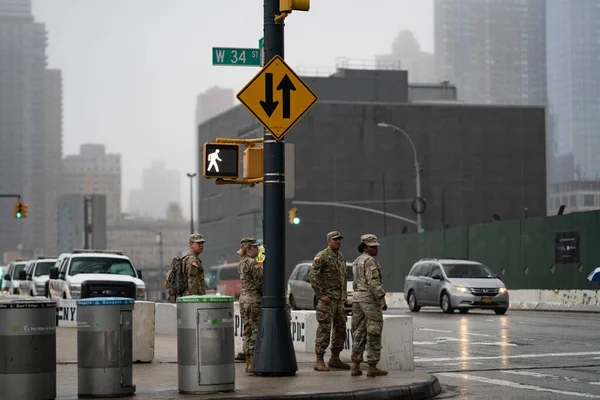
[69,283,81,298]
[35,282,45,290]
[455,286,470,293]
[136,285,146,300]
[498,287,508,294]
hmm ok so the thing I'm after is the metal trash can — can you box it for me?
[77,297,135,398]
[0,298,57,400]
[177,295,235,394]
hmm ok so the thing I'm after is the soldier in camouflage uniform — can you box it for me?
[237,237,262,373]
[183,233,206,296]
[309,231,351,371]
[350,234,388,377]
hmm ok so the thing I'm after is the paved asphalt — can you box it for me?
[387,308,600,399]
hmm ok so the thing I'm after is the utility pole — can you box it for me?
[186,173,196,234]
[253,0,297,376]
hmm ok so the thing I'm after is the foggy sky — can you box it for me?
[31,0,433,217]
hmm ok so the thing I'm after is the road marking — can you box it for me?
[504,371,600,385]
[416,351,600,363]
[417,328,453,333]
[465,332,493,337]
[438,373,600,398]
[413,336,517,346]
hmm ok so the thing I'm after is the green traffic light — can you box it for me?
[293,217,300,224]
[16,212,22,218]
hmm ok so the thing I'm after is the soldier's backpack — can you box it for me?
[166,255,188,297]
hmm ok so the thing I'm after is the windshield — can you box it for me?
[14,263,26,278]
[442,263,496,279]
[205,268,217,289]
[346,263,354,280]
[69,257,136,277]
[35,261,55,277]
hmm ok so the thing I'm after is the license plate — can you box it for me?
[482,297,492,303]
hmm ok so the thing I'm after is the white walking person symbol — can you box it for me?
[207,149,222,172]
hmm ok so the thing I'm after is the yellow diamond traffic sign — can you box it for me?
[236,55,318,141]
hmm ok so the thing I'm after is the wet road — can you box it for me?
[388,308,600,399]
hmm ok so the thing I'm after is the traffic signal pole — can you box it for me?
[252,0,298,376]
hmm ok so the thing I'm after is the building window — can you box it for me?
[584,194,595,207]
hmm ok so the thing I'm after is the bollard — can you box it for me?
[0,298,57,400]
[177,295,235,394]
[77,297,135,397]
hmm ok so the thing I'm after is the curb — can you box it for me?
[217,375,441,400]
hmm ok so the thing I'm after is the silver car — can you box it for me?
[404,258,509,314]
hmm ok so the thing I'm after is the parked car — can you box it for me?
[404,258,509,314]
[287,260,354,315]
[19,257,56,297]
[2,260,28,295]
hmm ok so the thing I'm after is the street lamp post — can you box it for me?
[186,173,197,234]
[377,122,423,233]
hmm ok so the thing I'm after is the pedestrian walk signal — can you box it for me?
[288,207,300,225]
[13,201,27,219]
[203,143,240,179]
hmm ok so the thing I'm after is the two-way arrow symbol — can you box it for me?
[260,73,296,119]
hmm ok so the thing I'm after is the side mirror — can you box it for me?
[49,267,59,280]
[137,269,143,280]
[4,273,10,281]
[18,270,26,280]
[431,274,442,280]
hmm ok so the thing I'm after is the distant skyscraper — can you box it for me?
[195,86,234,124]
[547,0,600,184]
[0,0,62,255]
[63,144,122,222]
[375,30,436,83]
[434,0,546,106]
[42,69,64,254]
[128,160,181,219]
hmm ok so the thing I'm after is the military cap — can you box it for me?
[360,234,380,247]
[240,237,259,247]
[189,233,206,243]
[327,231,343,241]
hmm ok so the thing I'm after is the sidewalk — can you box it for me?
[56,328,440,399]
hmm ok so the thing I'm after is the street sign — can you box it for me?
[202,143,240,179]
[258,38,264,49]
[236,55,318,141]
[212,47,261,67]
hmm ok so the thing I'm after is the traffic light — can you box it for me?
[21,203,28,218]
[288,207,300,225]
[280,0,310,13]
[243,146,264,180]
[13,201,22,219]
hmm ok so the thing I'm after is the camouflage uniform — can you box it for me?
[310,231,350,371]
[183,233,206,296]
[350,234,388,377]
[237,237,263,373]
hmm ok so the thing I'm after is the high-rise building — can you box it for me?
[434,0,546,106]
[375,30,436,83]
[63,144,122,222]
[42,69,63,254]
[545,0,600,214]
[128,160,181,219]
[0,0,62,255]
[195,86,234,124]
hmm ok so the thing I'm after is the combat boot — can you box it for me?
[246,355,254,374]
[350,362,362,376]
[367,363,388,377]
[328,351,351,370]
[314,356,330,371]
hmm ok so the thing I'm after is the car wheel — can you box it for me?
[494,308,508,315]
[441,292,454,313]
[408,291,421,312]
[289,294,297,310]
[459,308,469,314]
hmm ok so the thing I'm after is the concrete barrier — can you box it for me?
[132,301,155,363]
[232,302,414,371]
[55,298,156,362]
[385,290,600,313]
[155,302,177,335]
